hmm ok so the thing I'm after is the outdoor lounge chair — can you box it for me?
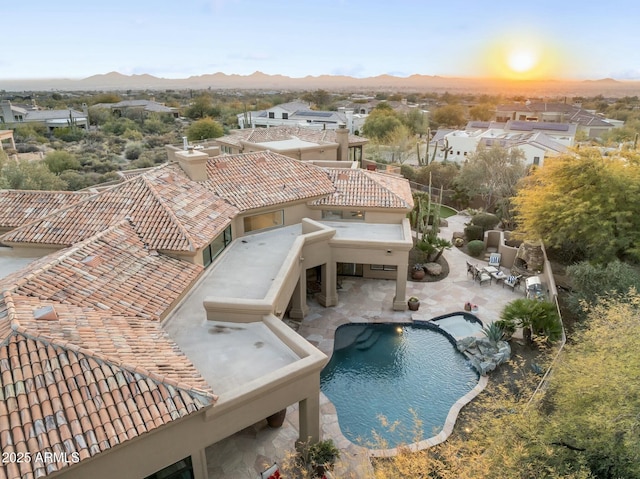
[503,274,522,291]
[488,253,501,268]
[475,267,492,285]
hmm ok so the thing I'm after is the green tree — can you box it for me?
[44,150,81,174]
[0,157,68,190]
[362,106,403,142]
[185,94,219,119]
[186,118,224,141]
[432,104,466,128]
[415,162,459,190]
[469,103,495,121]
[455,144,526,213]
[401,109,429,137]
[301,89,332,109]
[513,148,640,263]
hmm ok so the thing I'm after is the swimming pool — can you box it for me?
[320,321,480,448]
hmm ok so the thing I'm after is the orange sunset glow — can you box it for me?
[479,33,564,80]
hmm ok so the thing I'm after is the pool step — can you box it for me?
[355,330,382,350]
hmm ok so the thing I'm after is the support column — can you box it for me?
[289,273,309,319]
[393,262,409,311]
[191,448,208,479]
[317,262,338,307]
[298,394,321,444]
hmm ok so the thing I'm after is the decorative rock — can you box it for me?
[452,231,465,240]
[458,336,512,375]
[425,262,442,276]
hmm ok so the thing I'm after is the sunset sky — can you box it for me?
[4,0,640,80]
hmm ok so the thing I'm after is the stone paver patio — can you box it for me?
[204,215,525,478]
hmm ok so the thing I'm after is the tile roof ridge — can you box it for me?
[1,290,21,336]
[1,222,132,294]
[139,175,197,252]
[363,169,413,208]
[12,324,218,402]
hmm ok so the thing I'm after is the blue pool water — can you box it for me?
[320,322,479,448]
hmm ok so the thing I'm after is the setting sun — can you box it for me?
[475,31,567,80]
[507,48,538,73]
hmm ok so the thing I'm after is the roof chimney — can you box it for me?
[336,124,349,161]
[176,148,209,181]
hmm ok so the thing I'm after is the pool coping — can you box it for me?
[321,317,489,458]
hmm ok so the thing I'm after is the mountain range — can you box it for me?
[2,71,640,96]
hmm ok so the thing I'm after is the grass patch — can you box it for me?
[438,204,457,218]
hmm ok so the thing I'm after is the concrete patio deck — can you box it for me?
[204,214,526,478]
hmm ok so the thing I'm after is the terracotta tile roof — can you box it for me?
[311,169,414,210]
[0,165,237,252]
[0,223,215,478]
[0,190,88,230]
[4,223,202,321]
[218,125,367,147]
[204,151,336,211]
[0,330,213,479]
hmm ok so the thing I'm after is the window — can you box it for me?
[370,264,397,271]
[268,112,275,119]
[145,456,193,479]
[244,210,284,233]
[321,210,365,221]
[203,225,232,267]
[533,156,540,166]
[282,113,288,119]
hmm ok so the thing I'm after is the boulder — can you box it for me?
[425,262,442,276]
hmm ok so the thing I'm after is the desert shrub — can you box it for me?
[124,143,144,160]
[566,260,640,318]
[471,212,500,232]
[467,240,485,257]
[464,224,484,241]
[53,126,85,142]
[15,143,41,153]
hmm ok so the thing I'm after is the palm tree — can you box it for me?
[500,298,562,343]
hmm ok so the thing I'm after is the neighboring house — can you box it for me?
[0,148,413,479]
[0,100,89,131]
[91,99,179,118]
[430,121,572,167]
[495,102,620,138]
[238,101,365,134]
[214,125,368,162]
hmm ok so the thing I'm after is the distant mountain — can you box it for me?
[2,71,640,96]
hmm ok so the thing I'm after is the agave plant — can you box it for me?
[482,322,505,344]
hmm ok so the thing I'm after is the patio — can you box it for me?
[203,214,526,478]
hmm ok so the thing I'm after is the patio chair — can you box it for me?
[488,253,501,269]
[475,268,492,286]
[502,274,522,291]
[466,261,476,278]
